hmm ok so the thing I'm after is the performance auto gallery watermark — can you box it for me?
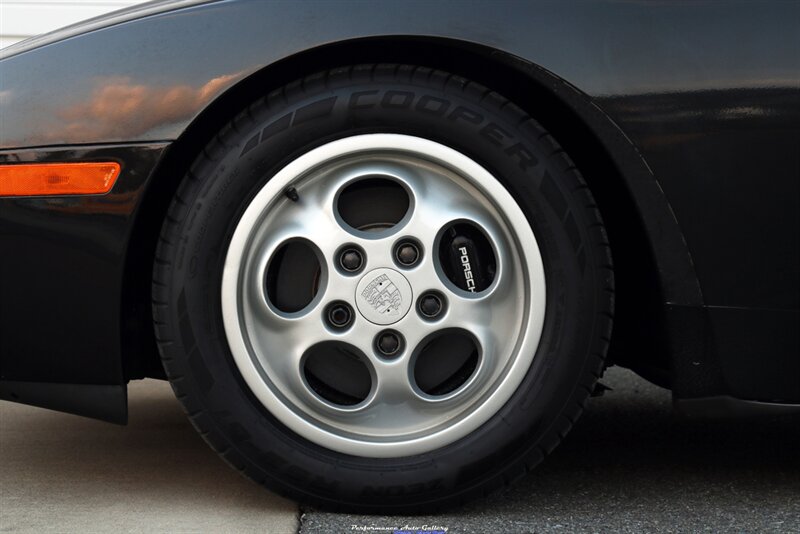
[350,524,449,534]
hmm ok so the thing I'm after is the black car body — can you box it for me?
[0,0,798,503]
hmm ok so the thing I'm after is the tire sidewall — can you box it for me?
[159,66,608,508]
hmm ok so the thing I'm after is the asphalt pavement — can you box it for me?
[2,367,798,533]
[301,366,800,533]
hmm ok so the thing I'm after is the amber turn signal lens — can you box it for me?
[0,162,121,197]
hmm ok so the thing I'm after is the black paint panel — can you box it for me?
[1,0,795,311]
[710,306,800,403]
[0,0,797,412]
[0,144,167,387]
[600,89,800,310]
[0,380,127,423]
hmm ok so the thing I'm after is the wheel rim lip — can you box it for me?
[221,134,546,457]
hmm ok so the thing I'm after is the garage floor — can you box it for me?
[2,368,798,533]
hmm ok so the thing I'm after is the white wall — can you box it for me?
[0,0,147,49]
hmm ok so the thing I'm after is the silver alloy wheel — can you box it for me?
[221,134,546,457]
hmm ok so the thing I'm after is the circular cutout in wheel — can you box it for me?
[152,64,613,512]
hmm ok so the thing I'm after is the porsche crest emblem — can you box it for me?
[360,273,402,316]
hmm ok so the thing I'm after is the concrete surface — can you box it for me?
[0,379,298,533]
[2,367,798,533]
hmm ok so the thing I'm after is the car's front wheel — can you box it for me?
[152,64,613,512]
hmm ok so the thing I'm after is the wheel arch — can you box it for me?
[121,36,701,386]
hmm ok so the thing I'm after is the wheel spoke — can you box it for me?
[402,170,495,252]
[253,188,349,261]
[243,305,324,402]
[370,357,418,405]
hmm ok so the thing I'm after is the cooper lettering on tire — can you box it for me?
[152,64,613,512]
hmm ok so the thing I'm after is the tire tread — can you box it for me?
[151,63,614,513]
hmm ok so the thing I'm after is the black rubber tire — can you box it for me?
[152,64,614,513]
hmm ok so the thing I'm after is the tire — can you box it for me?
[152,64,613,512]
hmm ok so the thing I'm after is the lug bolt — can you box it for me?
[376,330,403,357]
[418,292,444,319]
[395,241,420,267]
[339,248,364,272]
[326,302,353,329]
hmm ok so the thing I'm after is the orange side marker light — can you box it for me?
[0,162,121,197]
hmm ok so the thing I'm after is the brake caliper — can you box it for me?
[440,224,496,293]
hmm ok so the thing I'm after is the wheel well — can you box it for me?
[121,37,669,386]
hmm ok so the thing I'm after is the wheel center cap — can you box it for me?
[355,268,413,325]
